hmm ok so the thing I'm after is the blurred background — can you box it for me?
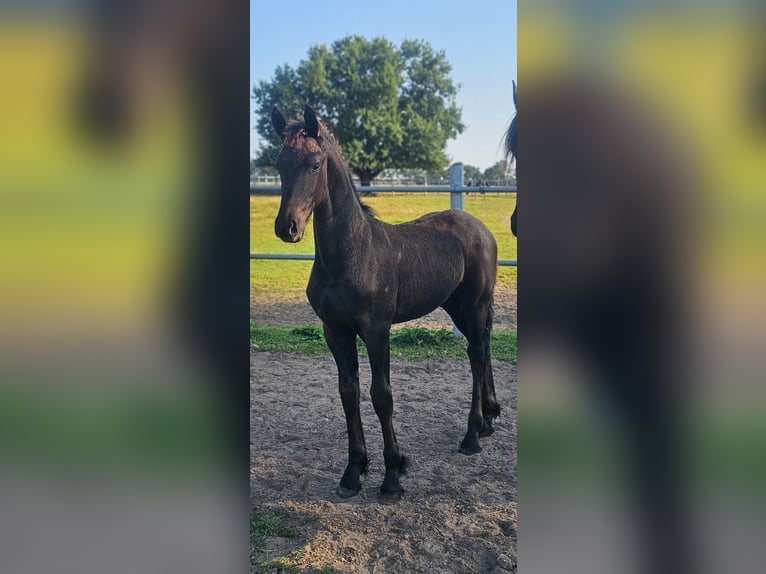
[518,1,765,573]
[0,1,249,573]
[0,0,764,573]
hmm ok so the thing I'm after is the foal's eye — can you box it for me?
[311,162,321,172]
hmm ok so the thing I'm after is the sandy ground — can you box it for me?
[250,351,517,574]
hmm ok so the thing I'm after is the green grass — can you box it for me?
[251,193,516,299]
[0,386,222,471]
[250,323,517,362]
[250,513,337,574]
[250,513,297,573]
[250,513,296,546]
[258,556,335,574]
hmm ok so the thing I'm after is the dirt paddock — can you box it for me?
[251,287,517,331]
[250,349,517,573]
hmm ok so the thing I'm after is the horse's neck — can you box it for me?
[312,158,370,262]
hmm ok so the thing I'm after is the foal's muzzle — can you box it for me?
[275,216,304,243]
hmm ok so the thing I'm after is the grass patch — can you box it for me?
[251,323,517,362]
[390,327,455,347]
[258,556,302,573]
[258,555,335,574]
[250,513,297,573]
[250,513,297,546]
[251,193,517,299]
[250,513,337,574]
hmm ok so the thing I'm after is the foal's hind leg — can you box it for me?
[479,312,500,437]
[460,336,488,454]
[443,296,495,455]
[478,354,500,437]
[323,323,367,498]
[449,299,501,436]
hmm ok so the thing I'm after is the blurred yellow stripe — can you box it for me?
[0,20,194,332]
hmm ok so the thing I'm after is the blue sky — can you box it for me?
[250,0,517,171]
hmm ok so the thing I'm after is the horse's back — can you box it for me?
[410,209,496,249]
[393,209,496,270]
[410,210,498,293]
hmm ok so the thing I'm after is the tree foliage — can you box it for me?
[483,160,511,183]
[252,35,464,185]
[463,165,483,183]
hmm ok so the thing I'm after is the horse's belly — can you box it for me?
[392,298,445,324]
[392,267,462,324]
[308,276,390,328]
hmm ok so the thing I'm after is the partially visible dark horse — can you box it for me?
[521,78,694,573]
[272,105,499,501]
[506,80,518,237]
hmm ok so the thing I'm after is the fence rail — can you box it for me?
[250,163,517,266]
[251,184,517,195]
[249,252,517,266]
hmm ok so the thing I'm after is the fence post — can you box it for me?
[448,163,464,339]
[449,163,464,211]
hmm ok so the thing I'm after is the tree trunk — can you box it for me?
[355,169,379,194]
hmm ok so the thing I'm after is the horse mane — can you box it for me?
[283,114,377,218]
[347,172,377,218]
[504,80,518,160]
[504,113,517,160]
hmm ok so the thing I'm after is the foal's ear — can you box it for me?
[271,106,287,139]
[303,105,320,139]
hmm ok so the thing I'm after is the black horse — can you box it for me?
[271,105,499,501]
[521,77,694,573]
[506,80,518,237]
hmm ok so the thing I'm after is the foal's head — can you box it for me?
[271,105,330,243]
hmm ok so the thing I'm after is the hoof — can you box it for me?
[379,481,404,504]
[459,440,482,455]
[479,421,495,438]
[399,455,410,475]
[379,474,404,502]
[378,489,403,504]
[335,485,361,499]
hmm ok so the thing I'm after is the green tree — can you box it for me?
[426,168,448,184]
[483,160,510,183]
[252,35,464,186]
[251,163,277,178]
[463,164,483,184]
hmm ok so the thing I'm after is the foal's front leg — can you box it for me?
[323,323,367,498]
[364,326,408,502]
